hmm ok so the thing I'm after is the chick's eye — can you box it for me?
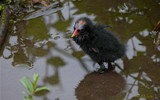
[78,25,84,30]
[74,23,78,29]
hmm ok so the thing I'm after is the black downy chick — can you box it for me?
[72,17,126,73]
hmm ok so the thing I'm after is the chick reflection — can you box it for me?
[76,71,125,100]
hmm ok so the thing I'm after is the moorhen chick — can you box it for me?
[72,17,126,73]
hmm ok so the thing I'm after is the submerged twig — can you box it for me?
[153,21,160,50]
[23,2,61,20]
[155,32,160,49]
[153,21,160,31]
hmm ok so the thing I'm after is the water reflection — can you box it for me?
[76,71,126,100]
[0,0,160,100]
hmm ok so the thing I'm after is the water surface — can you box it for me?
[0,0,160,100]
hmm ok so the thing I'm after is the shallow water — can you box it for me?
[0,0,160,100]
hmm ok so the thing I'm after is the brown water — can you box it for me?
[0,0,160,100]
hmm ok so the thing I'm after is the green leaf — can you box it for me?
[6,0,12,3]
[24,76,34,90]
[28,95,33,100]
[0,5,2,10]
[33,73,39,83]
[22,91,29,94]
[23,96,29,100]
[33,73,39,89]
[0,4,4,10]
[20,78,33,93]
[35,86,50,93]
[24,76,31,81]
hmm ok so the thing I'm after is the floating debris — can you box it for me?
[23,2,62,20]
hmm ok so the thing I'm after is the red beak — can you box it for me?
[72,28,79,37]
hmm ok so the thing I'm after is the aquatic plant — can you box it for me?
[20,73,50,100]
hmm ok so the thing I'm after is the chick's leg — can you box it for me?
[108,62,115,70]
[98,62,106,74]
